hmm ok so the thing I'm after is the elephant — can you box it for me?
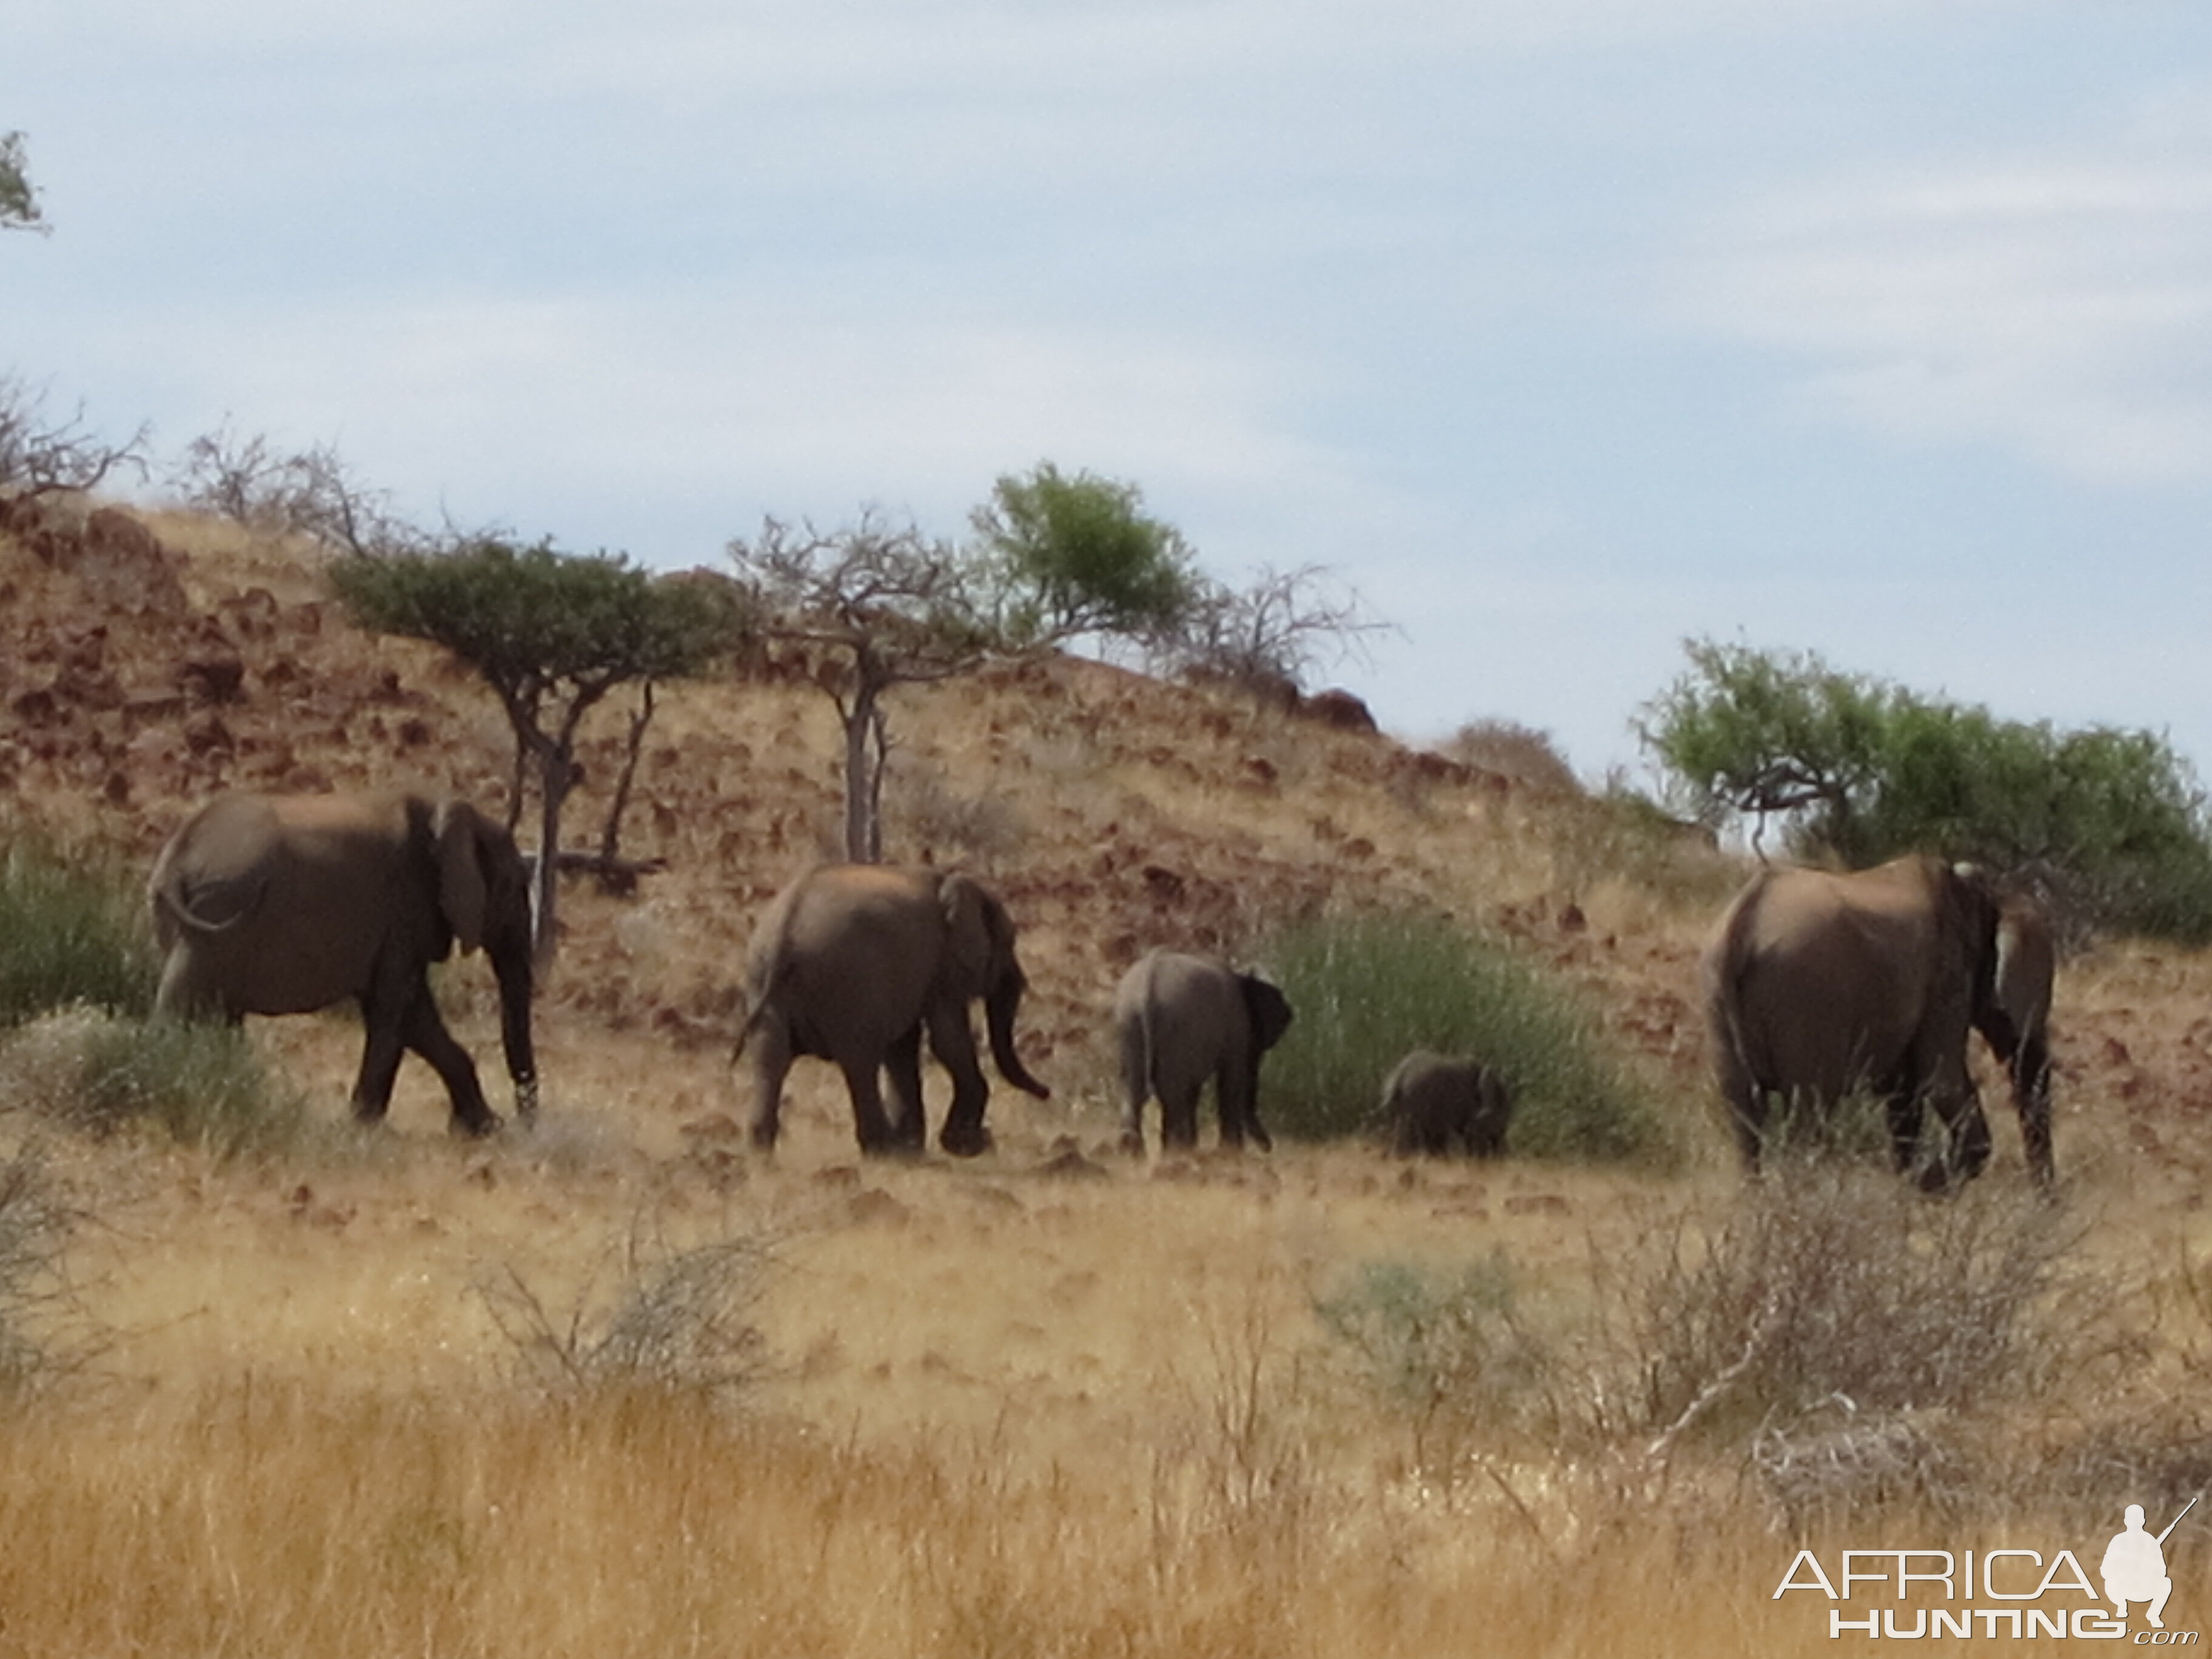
[1971,894,2056,1185]
[149,791,538,1136]
[1379,1049,1515,1158]
[1113,949,1293,1156]
[734,864,1050,1158]
[1702,853,2027,1189]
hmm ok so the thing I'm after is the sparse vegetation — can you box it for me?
[0,132,44,233]
[478,1221,776,1403]
[0,1007,303,1155]
[0,837,154,1026]
[1259,910,1672,1163]
[0,374,147,498]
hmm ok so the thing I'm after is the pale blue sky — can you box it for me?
[10,1,2211,780]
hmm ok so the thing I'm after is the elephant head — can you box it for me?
[1703,854,2014,1189]
[937,871,1052,1105]
[150,790,537,1135]
[432,799,539,1123]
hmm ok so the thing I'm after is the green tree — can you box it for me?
[1,133,44,234]
[1639,637,2212,940]
[329,539,744,956]
[734,468,1209,863]
[971,462,1202,645]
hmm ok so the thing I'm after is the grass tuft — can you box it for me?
[0,838,155,1026]
[0,1007,304,1156]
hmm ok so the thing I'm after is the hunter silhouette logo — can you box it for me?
[2103,1499,2193,1632]
[1773,1495,2201,1641]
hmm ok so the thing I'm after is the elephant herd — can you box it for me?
[142,789,2059,1190]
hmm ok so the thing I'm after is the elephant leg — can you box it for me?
[925,1004,993,1158]
[1714,1050,1767,1173]
[349,979,412,1125]
[744,1014,794,1152]
[884,1025,927,1152]
[1924,1092,1992,1193]
[2013,1034,2055,1187]
[398,985,500,1137]
[836,1055,899,1156]
[1159,1081,1202,1151]
[1883,1088,1924,1177]
[1116,1019,1150,1156]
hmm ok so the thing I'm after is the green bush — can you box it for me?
[1638,638,2212,942]
[0,1008,303,1157]
[1258,911,1673,1164]
[0,840,155,1026]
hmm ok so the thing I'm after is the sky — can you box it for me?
[8,0,2212,785]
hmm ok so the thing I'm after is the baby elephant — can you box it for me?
[1381,1050,1515,1158]
[1114,949,1294,1156]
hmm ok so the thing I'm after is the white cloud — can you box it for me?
[1680,152,2212,484]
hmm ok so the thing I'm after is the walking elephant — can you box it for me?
[149,791,538,1136]
[1114,949,1293,1156]
[1380,1050,1515,1158]
[1702,854,2034,1189]
[734,864,1050,1157]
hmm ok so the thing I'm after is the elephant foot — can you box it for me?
[939,1122,994,1158]
[449,1110,502,1139]
[1117,1131,1146,1159]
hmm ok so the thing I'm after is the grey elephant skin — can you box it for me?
[1702,854,2047,1188]
[1381,1050,1514,1158]
[149,791,538,1136]
[1973,895,2055,1184]
[736,864,1050,1157]
[1114,949,1293,1155]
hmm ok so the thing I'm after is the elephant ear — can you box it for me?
[937,873,1000,994]
[434,800,491,956]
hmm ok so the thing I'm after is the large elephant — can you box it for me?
[1114,949,1293,1156]
[1702,854,2027,1188]
[735,864,1050,1157]
[1379,1049,1515,1158]
[149,791,538,1136]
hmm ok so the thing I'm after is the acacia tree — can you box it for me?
[732,465,1205,863]
[1639,637,2212,941]
[330,538,743,957]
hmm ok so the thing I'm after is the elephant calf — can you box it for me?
[1113,949,1293,1156]
[1379,1050,1514,1158]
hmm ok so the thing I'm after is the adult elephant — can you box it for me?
[735,864,1050,1157]
[149,791,538,1136]
[1114,949,1293,1156]
[1703,854,2019,1189]
[1380,1050,1515,1158]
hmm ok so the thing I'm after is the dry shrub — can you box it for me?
[1439,719,1581,794]
[478,1215,777,1403]
[886,751,1027,861]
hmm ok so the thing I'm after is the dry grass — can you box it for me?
[5,508,2212,1652]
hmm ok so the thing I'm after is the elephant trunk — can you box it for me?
[493,939,539,1122]
[986,973,1051,1100]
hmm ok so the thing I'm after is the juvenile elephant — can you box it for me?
[1703,854,2023,1188]
[1114,950,1293,1156]
[1380,1050,1515,1158]
[149,791,538,1136]
[735,864,1050,1157]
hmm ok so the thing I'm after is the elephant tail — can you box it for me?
[148,860,262,939]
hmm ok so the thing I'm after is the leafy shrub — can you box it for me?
[0,839,155,1026]
[0,1008,302,1156]
[1258,910,1672,1164]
